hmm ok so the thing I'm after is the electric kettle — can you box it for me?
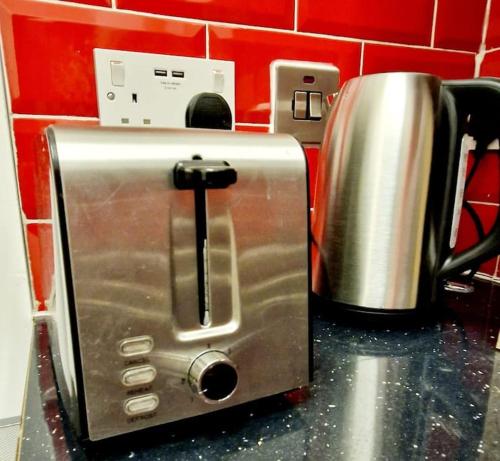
[312,72,500,314]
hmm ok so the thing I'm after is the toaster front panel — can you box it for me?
[50,127,309,440]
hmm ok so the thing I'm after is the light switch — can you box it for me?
[213,70,224,93]
[294,91,307,119]
[309,92,322,120]
[270,60,339,143]
[110,60,125,87]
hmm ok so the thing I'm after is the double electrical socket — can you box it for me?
[94,49,235,129]
[270,60,340,144]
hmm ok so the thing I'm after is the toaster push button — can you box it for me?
[123,394,159,416]
[119,336,154,357]
[121,365,157,387]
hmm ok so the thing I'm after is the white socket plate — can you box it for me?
[94,49,235,129]
[270,60,339,144]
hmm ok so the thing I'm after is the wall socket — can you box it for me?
[270,60,339,144]
[94,49,235,129]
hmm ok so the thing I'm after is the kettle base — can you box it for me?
[311,293,436,328]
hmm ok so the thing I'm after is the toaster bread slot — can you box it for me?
[173,158,237,326]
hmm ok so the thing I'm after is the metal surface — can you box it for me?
[312,72,442,310]
[270,60,339,144]
[47,126,309,441]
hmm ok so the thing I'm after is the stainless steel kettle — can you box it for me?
[312,72,500,313]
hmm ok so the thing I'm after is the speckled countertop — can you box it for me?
[19,281,500,460]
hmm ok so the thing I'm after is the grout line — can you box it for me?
[12,114,99,121]
[475,52,484,78]
[25,219,52,225]
[32,0,476,56]
[430,0,438,47]
[293,0,298,32]
[33,311,51,320]
[484,46,500,54]
[205,25,209,59]
[359,42,365,75]
[475,0,492,76]
[474,272,497,282]
[467,200,500,207]
[481,0,493,49]
[494,256,500,281]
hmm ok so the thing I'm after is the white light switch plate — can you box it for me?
[94,49,235,129]
[270,60,339,144]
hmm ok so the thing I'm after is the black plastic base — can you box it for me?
[311,292,437,328]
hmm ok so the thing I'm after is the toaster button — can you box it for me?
[119,336,154,356]
[123,394,159,416]
[121,365,157,387]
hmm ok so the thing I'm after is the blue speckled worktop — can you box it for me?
[19,281,500,460]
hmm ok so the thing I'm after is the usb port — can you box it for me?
[154,69,168,77]
[171,71,184,78]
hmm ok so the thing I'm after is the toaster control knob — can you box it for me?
[188,351,238,403]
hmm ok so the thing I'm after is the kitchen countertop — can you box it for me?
[19,280,500,460]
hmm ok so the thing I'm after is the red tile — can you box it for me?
[209,26,361,124]
[464,151,500,203]
[305,146,319,206]
[363,44,475,79]
[434,0,486,52]
[487,0,500,49]
[454,203,499,275]
[13,118,98,220]
[480,50,500,77]
[235,125,269,132]
[61,0,111,6]
[0,0,205,116]
[298,0,434,45]
[118,0,294,30]
[26,224,54,310]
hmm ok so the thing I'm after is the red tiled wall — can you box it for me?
[0,0,497,310]
[486,0,500,49]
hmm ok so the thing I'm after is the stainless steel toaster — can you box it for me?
[46,126,310,441]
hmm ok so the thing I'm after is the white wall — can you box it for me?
[0,42,33,422]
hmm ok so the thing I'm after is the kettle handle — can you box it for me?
[438,79,500,278]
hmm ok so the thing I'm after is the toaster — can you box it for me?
[46,126,311,441]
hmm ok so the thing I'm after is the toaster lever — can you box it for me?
[173,160,237,190]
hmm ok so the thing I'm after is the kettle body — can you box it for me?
[312,72,500,313]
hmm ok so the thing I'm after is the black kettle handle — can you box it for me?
[439,79,500,278]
